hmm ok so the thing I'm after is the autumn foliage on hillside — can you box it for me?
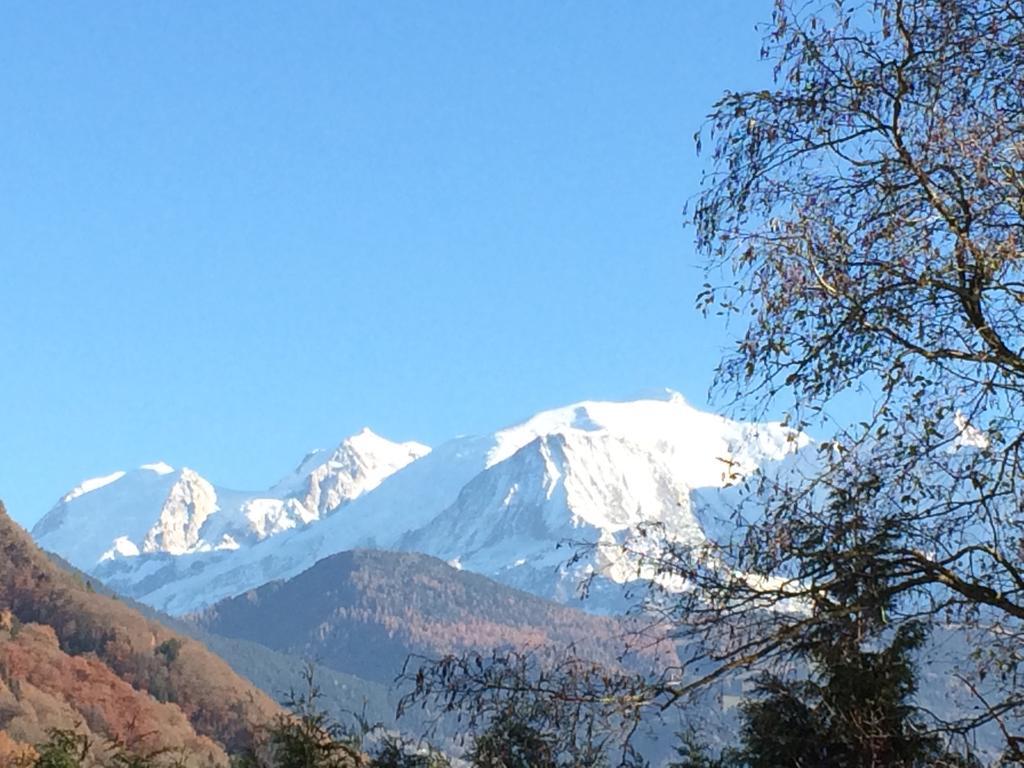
[196,549,678,684]
[0,619,225,765]
[0,502,279,764]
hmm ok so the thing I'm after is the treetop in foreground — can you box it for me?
[676,0,1024,759]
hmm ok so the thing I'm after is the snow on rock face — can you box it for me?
[34,392,809,616]
[239,498,313,540]
[32,430,431,572]
[387,393,802,610]
[33,463,189,569]
[141,468,219,555]
[287,428,430,517]
[100,536,140,562]
[398,422,717,603]
[110,434,493,615]
[488,390,804,487]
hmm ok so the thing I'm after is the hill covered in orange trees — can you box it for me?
[0,501,280,765]
[194,548,679,685]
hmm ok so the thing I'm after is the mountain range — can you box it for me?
[32,390,808,616]
[6,496,681,760]
[15,391,1009,764]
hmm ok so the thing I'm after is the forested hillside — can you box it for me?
[194,549,678,684]
[0,502,279,764]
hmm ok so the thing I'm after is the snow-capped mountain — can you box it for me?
[32,391,808,615]
[267,427,431,517]
[32,429,429,571]
[399,395,805,601]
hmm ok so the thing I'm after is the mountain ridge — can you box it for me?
[33,428,430,570]
[0,500,279,763]
[33,391,809,616]
[191,548,678,685]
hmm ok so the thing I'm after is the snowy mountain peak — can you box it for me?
[486,392,803,487]
[345,426,430,457]
[399,423,712,600]
[60,470,128,504]
[35,392,811,615]
[141,468,218,555]
[336,428,432,479]
[270,429,430,517]
[345,426,394,448]
[34,463,209,568]
[35,428,432,573]
[287,430,430,519]
[57,461,176,506]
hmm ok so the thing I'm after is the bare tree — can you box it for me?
[397,649,655,767]
[649,0,1024,759]
[397,1,1024,762]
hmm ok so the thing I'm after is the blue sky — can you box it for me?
[1,2,775,526]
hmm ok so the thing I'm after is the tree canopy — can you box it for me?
[661,0,1024,758]
[413,1,1024,762]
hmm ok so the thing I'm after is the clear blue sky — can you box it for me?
[1,2,776,527]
